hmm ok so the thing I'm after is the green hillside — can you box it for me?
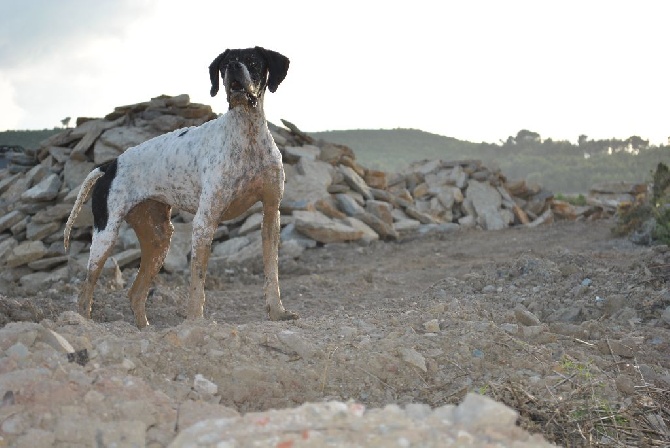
[310,128,669,194]
[0,129,62,150]
[309,128,481,172]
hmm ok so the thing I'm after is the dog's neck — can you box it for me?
[225,99,269,139]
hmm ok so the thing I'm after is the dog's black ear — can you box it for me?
[255,47,289,93]
[208,50,229,97]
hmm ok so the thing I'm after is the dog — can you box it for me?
[64,46,298,328]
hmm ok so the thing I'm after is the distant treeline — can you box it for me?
[311,129,670,194]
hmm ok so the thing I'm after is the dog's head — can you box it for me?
[208,47,289,109]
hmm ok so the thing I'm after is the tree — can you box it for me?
[61,117,71,128]
[516,129,541,142]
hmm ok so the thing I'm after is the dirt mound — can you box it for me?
[1,219,668,446]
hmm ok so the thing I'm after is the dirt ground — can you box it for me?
[2,218,669,446]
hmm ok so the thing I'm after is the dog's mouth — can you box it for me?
[227,80,258,108]
[230,80,245,92]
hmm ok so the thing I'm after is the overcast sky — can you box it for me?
[0,0,668,144]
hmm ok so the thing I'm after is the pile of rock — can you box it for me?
[0,94,558,292]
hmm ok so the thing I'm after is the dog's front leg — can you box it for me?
[186,210,218,320]
[262,200,298,321]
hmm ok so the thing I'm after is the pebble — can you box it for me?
[500,323,519,334]
[661,306,670,325]
[514,307,542,326]
[193,374,218,395]
[398,347,427,372]
[422,319,440,333]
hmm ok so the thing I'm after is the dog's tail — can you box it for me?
[64,168,104,252]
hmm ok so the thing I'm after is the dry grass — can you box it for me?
[487,357,670,447]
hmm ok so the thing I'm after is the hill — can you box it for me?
[0,128,63,150]
[310,128,669,194]
[309,128,481,172]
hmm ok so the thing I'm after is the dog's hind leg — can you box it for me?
[125,199,173,328]
[78,217,123,319]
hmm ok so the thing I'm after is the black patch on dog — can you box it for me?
[208,47,289,97]
[178,129,189,137]
[92,159,118,232]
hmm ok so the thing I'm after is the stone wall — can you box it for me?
[0,94,570,292]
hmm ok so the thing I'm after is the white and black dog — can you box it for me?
[64,46,298,328]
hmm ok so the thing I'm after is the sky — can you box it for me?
[0,0,668,144]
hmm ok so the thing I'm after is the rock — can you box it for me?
[293,211,364,244]
[317,142,355,165]
[279,239,305,258]
[94,127,157,164]
[19,267,69,290]
[24,164,48,187]
[394,219,422,233]
[662,306,670,326]
[405,206,439,224]
[399,347,427,372]
[453,393,518,430]
[0,237,19,263]
[448,165,469,189]
[226,232,262,264]
[276,330,319,359]
[350,212,396,240]
[6,240,47,268]
[366,200,394,225]
[112,248,142,268]
[423,319,440,333]
[212,236,251,258]
[342,216,380,242]
[20,174,62,202]
[0,210,25,233]
[0,173,20,195]
[413,182,430,199]
[515,307,542,326]
[414,159,442,176]
[282,163,332,212]
[163,223,192,273]
[169,398,552,448]
[283,145,320,163]
[465,180,506,230]
[364,169,388,189]
[238,213,262,236]
[193,374,218,395]
[70,119,120,159]
[176,401,239,432]
[339,165,373,200]
[30,204,73,224]
[335,193,365,216]
[315,197,347,219]
[26,221,60,241]
[280,223,318,249]
[27,255,69,270]
[63,159,95,190]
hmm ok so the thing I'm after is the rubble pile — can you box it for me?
[1,94,577,292]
